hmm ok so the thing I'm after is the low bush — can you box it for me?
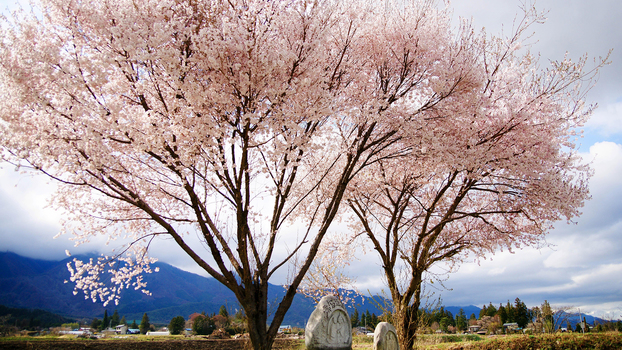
[440,335,462,343]
[462,334,481,342]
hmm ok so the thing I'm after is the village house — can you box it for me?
[115,324,128,335]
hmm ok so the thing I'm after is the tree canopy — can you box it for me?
[139,313,150,335]
[0,0,606,349]
[295,2,605,349]
[169,316,186,335]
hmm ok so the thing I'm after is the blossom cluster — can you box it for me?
[0,0,605,338]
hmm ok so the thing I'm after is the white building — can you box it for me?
[115,324,128,334]
[146,331,171,336]
[278,325,292,333]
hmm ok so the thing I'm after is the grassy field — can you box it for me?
[348,333,482,349]
[435,332,622,350]
[351,332,622,349]
[2,332,622,350]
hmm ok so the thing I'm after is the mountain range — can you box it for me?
[0,252,392,326]
[0,252,607,330]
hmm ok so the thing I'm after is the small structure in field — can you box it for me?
[115,324,128,334]
[146,331,171,336]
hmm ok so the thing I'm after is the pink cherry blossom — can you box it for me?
[0,0,608,349]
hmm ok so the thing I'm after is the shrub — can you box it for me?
[60,323,80,330]
[441,335,462,343]
[168,316,185,335]
[192,315,215,336]
[462,334,481,342]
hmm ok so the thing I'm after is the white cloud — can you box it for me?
[0,167,59,226]
[434,141,622,312]
[584,142,622,189]
[572,263,622,286]
[587,102,622,136]
[487,267,506,276]
[0,167,65,260]
[1,0,622,319]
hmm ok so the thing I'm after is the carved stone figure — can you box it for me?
[374,322,399,350]
[305,295,352,350]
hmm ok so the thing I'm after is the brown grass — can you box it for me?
[2,332,621,350]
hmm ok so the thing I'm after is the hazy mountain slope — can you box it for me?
[0,304,74,328]
[3,252,606,329]
[0,252,385,326]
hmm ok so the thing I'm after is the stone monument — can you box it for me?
[305,295,352,350]
[373,322,399,350]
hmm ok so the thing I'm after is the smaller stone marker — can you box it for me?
[305,295,352,350]
[373,322,399,350]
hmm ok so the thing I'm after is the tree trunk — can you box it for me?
[239,280,274,350]
[247,313,271,350]
[392,280,422,350]
[394,300,420,350]
[237,276,303,350]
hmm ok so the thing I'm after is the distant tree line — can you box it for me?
[1,303,252,337]
[478,298,531,328]
[593,319,622,333]
[90,309,132,332]
[0,305,74,334]
[420,297,622,335]
[345,297,622,336]
[349,309,382,330]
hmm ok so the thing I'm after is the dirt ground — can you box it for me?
[0,338,303,350]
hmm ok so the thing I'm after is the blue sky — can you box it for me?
[1,0,621,319]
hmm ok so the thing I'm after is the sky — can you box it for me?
[0,0,621,320]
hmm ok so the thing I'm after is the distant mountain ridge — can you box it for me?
[0,252,388,326]
[444,305,482,319]
[1,252,608,330]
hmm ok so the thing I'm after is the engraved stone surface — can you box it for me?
[373,322,399,350]
[305,295,352,350]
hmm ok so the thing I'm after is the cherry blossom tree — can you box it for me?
[0,0,484,348]
[295,232,362,306]
[305,4,608,350]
